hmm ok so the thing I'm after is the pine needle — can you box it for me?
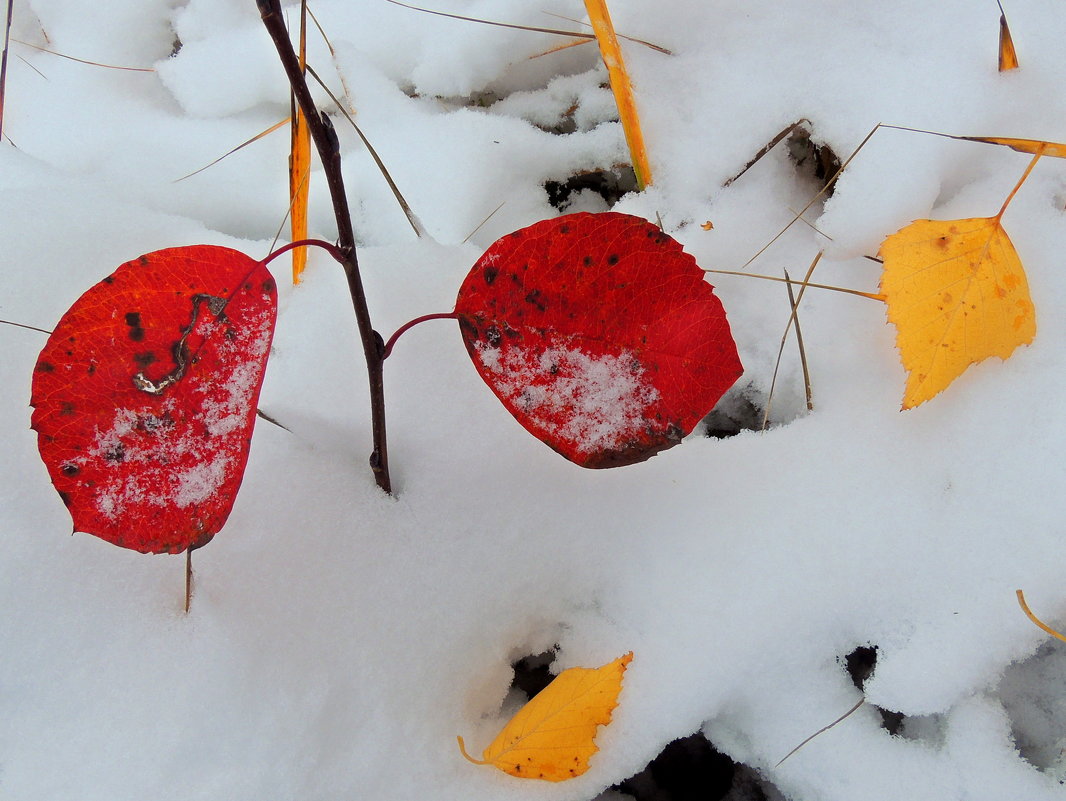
[584,0,651,190]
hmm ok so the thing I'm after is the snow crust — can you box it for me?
[475,341,660,456]
[4,1,1066,800]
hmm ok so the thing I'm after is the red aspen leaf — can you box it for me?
[454,212,742,468]
[30,246,277,554]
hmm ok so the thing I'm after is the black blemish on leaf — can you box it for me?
[138,255,149,266]
[35,361,55,373]
[125,312,145,342]
[607,254,620,266]
[60,402,75,416]
[486,326,502,347]
[524,289,547,312]
[103,275,115,284]
[58,491,72,507]
[224,327,237,341]
[87,363,96,375]
[134,351,157,368]
[583,255,592,266]
[559,224,571,234]
[104,443,126,463]
[60,463,79,477]
[262,278,276,293]
[483,265,499,285]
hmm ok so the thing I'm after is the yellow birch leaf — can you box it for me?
[458,652,632,782]
[878,217,1036,409]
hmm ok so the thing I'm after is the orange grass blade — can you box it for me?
[1017,590,1066,644]
[584,0,651,189]
[880,125,1066,159]
[289,1,311,285]
[998,1,1019,71]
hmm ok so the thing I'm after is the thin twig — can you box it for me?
[462,200,506,243]
[0,0,13,140]
[775,697,866,768]
[0,317,52,335]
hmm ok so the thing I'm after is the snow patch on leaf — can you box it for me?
[475,340,661,456]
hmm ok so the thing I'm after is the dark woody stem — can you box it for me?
[256,0,391,494]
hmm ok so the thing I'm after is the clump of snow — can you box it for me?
[475,340,660,455]
[5,1,1066,800]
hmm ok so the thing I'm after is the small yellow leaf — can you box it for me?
[458,652,632,782]
[878,217,1036,409]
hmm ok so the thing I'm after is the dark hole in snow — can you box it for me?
[510,648,558,701]
[544,167,638,212]
[604,732,776,801]
[787,124,841,196]
[842,645,904,735]
[703,386,764,439]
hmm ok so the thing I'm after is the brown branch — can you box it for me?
[257,0,391,494]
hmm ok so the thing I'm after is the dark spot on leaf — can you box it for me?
[138,255,149,266]
[60,463,79,477]
[102,275,115,284]
[559,224,570,234]
[58,491,72,507]
[36,361,55,373]
[104,443,126,463]
[483,265,499,285]
[524,289,547,311]
[515,765,521,772]
[87,363,96,375]
[134,351,157,368]
[607,254,620,266]
[60,402,75,416]
[583,255,592,266]
[262,279,275,293]
[486,326,501,347]
[125,312,145,342]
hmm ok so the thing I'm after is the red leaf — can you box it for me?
[30,246,277,554]
[455,212,742,467]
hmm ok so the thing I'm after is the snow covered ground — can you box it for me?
[4,1,1066,799]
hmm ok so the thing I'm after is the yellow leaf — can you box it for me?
[289,1,311,285]
[965,137,1066,159]
[458,652,632,782]
[878,217,1036,409]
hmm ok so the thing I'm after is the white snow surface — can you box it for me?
[4,1,1066,799]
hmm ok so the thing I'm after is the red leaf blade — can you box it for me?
[455,212,742,467]
[31,246,278,554]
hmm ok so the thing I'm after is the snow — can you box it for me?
[4,1,1066,799]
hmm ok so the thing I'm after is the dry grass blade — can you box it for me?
[763,252,821,429]
[175,118,290,182]
[1016,590,1066,644]
[584,0,651,189]
[306,63,425,237]
[704,268,885,301]
[740,122,882,270]
[462,200,506,243]
[1,0,12,140]
[386,0,594,40]
[998,0,1019,71]
[724,119,811,187]
[786,270,814,412]
[776,697,866,767]
[289,0,311,284]
[542,11,672,54]
[12,38,153,71]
